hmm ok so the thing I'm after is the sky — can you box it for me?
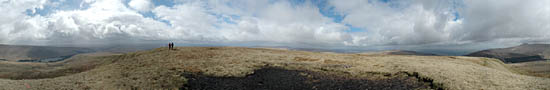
[1,0,549,55]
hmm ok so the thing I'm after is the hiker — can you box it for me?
[168,42,173,50]
[171,42,174,50]
[169,42,175,50]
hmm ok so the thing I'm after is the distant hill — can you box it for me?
[466,44,550,63]
[0,44,166,61]
[382,50,439,56]
[0,44,94,61]
[360,50,439,56]
[88,44,163,53]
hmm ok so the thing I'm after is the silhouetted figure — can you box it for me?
[168,42,175,50]
[168,42,173,50]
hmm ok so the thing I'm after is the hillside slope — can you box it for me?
[467,44,550,63]
[0,45,93,61]
[509,60,550,78]
[0,47,548,90]
[360,50,439,56]
[0,52,119,80]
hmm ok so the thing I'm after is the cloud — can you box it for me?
[330,0,550,46]
[0,0,171,45]
[153,0,352,46]
[0,0,47,44]
[153,1,223,42]
[454,0,550,43]
[128,0,153,12]
[226,1,351,46]
[0,0,549,52]
[330,0,457,45]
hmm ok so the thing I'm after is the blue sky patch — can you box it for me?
[311,0,364,32]
[312,0,345,23]
[152,0,177,7]
[380,0,391,3]
[289,0,306,6]
[453,12,460,21]
[345,24,364,32]
[138,11,172,25]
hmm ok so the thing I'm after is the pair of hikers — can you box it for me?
[168,42,175,50]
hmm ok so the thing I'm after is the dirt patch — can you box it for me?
[182,66,202,73]
[294,57,319,62]
[182,67,438,90]
[323,59,345,64]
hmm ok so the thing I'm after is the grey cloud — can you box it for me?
[331,0,455,45]
[331,0,550,46]
[455,0,550,43]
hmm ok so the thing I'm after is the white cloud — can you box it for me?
[454,0,550,43]
[210,0,351,46]
[0,0,172,45]
[330,0,457,46]
[151,0,351,46]
[128,0,153,12]
[330,0,550,47]
[0,0,47,44]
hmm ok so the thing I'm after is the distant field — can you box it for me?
[0,44,93,61]
[0,47,548,90]
[0,52,119,80]
[509,60,550,78]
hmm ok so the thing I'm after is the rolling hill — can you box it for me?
[467,44,550,63]
[360,50,439,56]
[0,44,94,61]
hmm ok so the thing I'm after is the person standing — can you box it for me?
[168,42,173,50]
[170,42,174,50]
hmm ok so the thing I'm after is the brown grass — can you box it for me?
[323,59,345,64]
[182,66,202,73]
[0,52,118,80]
[294,57,320,62]
[508,60,550,78]
[0,47,548,90]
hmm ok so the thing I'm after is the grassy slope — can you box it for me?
[0,52,119,80]
[467,44,550,63]
[0,45,93,61]
[0,47,548,90]
[508,60,550,78]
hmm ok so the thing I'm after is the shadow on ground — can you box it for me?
[182,67,439,90]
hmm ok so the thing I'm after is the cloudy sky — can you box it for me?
[1,0,549,54]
